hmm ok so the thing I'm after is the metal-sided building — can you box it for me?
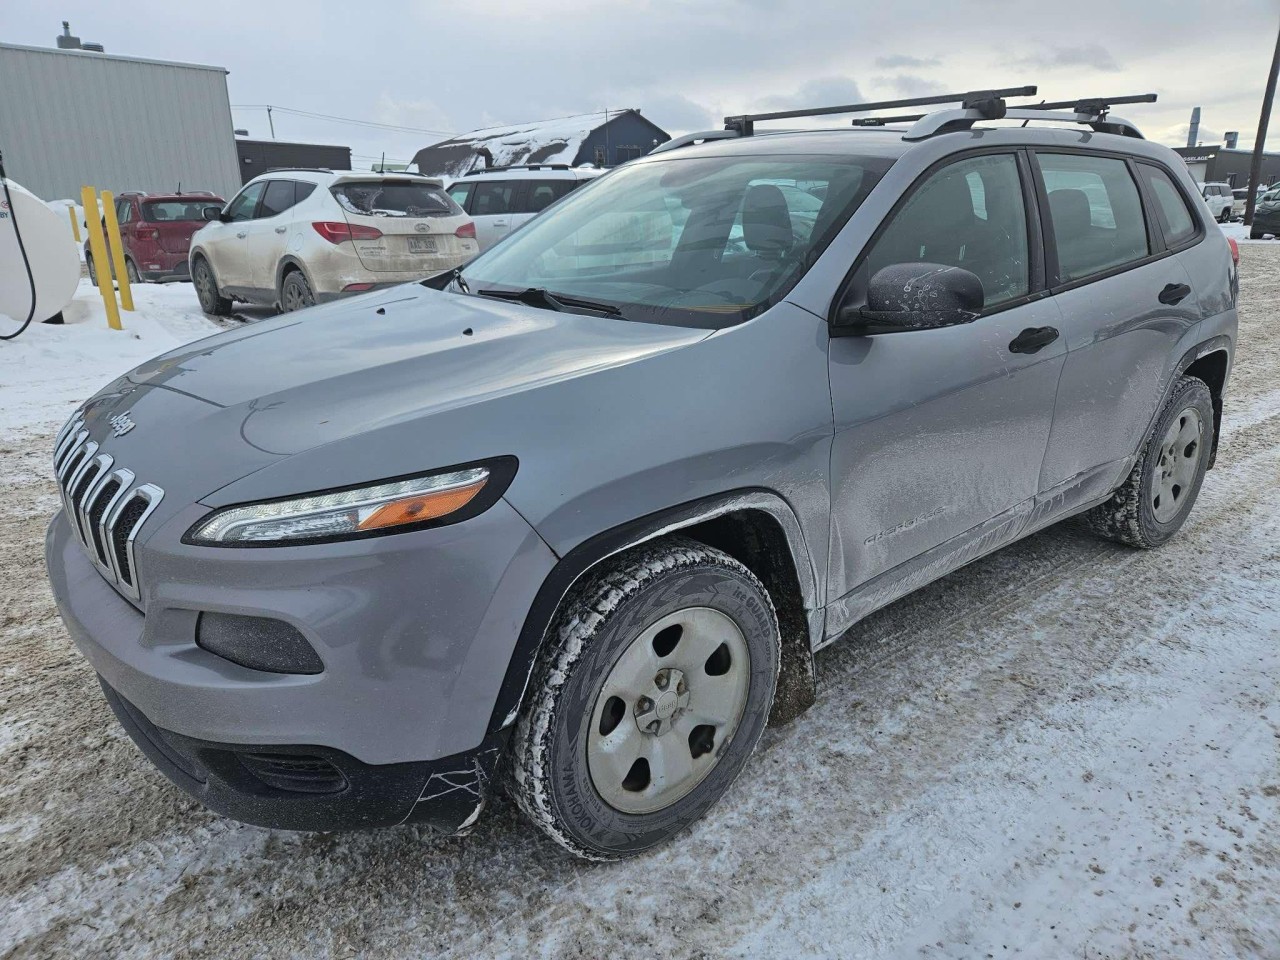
[1173,144,1280,188]
[235,138,353,185]
[0,41,242,201]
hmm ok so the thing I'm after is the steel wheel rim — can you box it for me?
[586,606,751,815]
[1151,406,1203,523]
[195,263,214,309]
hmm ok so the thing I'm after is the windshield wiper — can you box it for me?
[475,287,622,317]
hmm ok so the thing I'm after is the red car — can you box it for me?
[86,191,224,285]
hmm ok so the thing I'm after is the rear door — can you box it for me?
[468,178,520,249]
[1034,150,1202,499]
[246,180,311,291]
[332,178,470,272]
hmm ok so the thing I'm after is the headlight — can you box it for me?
[185,459,515,546]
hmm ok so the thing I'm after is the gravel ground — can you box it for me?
[2,247,1279,959]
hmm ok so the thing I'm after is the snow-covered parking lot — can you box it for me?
[2,250,1279,959]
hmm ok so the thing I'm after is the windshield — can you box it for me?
[456,153,893,328]
[142,200,220,222]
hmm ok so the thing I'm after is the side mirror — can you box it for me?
[834,262,984,336]
[202,206,223,221]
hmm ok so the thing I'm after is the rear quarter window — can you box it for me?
[1139,165,1199,248]
[332,180,461,218]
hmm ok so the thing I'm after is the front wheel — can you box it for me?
[192,257,233,316]
[87,255,98,287]
[511,537,780,860]
[1082,376,1214,549]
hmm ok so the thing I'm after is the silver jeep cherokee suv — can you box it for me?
[46,88,1238,860]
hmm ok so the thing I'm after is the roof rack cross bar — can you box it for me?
[1022,93,1157,114]
[723,85,1037,134]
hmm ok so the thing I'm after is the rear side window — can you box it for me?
[470,180,518,216]
[523,180,576,214]
[1139,165,1199,248]
[860,152,1030,307]
[1038,153,1149,283]
[331,180,461,218]
[259,180,300,219]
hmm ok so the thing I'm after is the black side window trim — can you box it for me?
[448,181,474,214]
[828,145,1048,327]
[1027,146,1205,295]
[1133,160,1206,255]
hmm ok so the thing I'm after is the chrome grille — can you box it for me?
[53,415,164,602]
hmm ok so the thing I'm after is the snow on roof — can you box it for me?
[412,110,637,178]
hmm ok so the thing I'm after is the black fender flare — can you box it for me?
[487,488,821,735]
[1168,335,1233,467]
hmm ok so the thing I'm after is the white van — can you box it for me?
[446,164,604,250]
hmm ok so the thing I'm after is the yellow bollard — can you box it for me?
[69,206,81,242]
[80,185,122,330]
[100,190,134,311]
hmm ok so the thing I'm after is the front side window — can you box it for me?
[225,182,266,222]
[459,153,892,328]
[1139,165,1198,247]
[1038,153,1149,283]
[858,152,1030,308]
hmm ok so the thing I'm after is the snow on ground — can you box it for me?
[0,250,1278,958]
[0,279,227,436]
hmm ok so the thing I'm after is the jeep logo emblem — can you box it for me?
[108,412,136,437]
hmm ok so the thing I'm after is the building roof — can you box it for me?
[411,109,666,178]
[0,41,229,74]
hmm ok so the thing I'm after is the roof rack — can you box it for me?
[463,163,573,176]
[723,86,1038,135]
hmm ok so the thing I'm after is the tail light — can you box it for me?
[1227,236,1240,267]
[455,221,477,240]
[312,221,383,244]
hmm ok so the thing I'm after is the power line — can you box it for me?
[231,104,455,137]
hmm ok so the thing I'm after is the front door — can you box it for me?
[469,179,520,249]
[205,181,267,289]
[826,151,1066,626]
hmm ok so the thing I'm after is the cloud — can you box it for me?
[759,76,863,112]
[887,75,947,97]
[1015,44,1121,72]
[637,93,718,134]
[874,54,941,69]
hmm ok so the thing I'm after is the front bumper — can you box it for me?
[100,677,507,831]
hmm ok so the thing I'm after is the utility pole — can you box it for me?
[267,105,276,140]
[1245,21,1280,225]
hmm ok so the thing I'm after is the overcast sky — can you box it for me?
[3,0,1278,169]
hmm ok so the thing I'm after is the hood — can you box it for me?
[116,282,708,479]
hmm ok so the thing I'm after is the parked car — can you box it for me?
[1249,187,1280,238]
[47,90,1237,861]
[189,171,477,315]
[86,191,224,285]
[446,164,604,250]
[1198,181,1234,222]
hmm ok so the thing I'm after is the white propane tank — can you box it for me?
[0,179,81,328]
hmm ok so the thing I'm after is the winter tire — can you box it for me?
[1082,375,1214,549]
[193,257,233,316]
[280,270,315,312]
[86,255,98,287]
[511,537,780,860]
[125,258,140,284]
[1251,229,1265,240]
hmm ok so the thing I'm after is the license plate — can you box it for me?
[408,236,438,254]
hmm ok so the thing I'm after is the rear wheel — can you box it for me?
[86,255,98,287]
[1082,376,1214,549]
[1218,205,1231,223]
[192,257,233,316]
[511,537,780,860]
[1251,228,1265,240]
[280,270,315,312]
[125,258,140,284]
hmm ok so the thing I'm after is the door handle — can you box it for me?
[1008,326,1060,354]
[1158,282,1192,305]
[235,231,248,239]
[274,226,287,234]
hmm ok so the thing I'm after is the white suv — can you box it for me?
[445,164,604,250]
[1198,181,1234,223]
[190,170,479,315]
